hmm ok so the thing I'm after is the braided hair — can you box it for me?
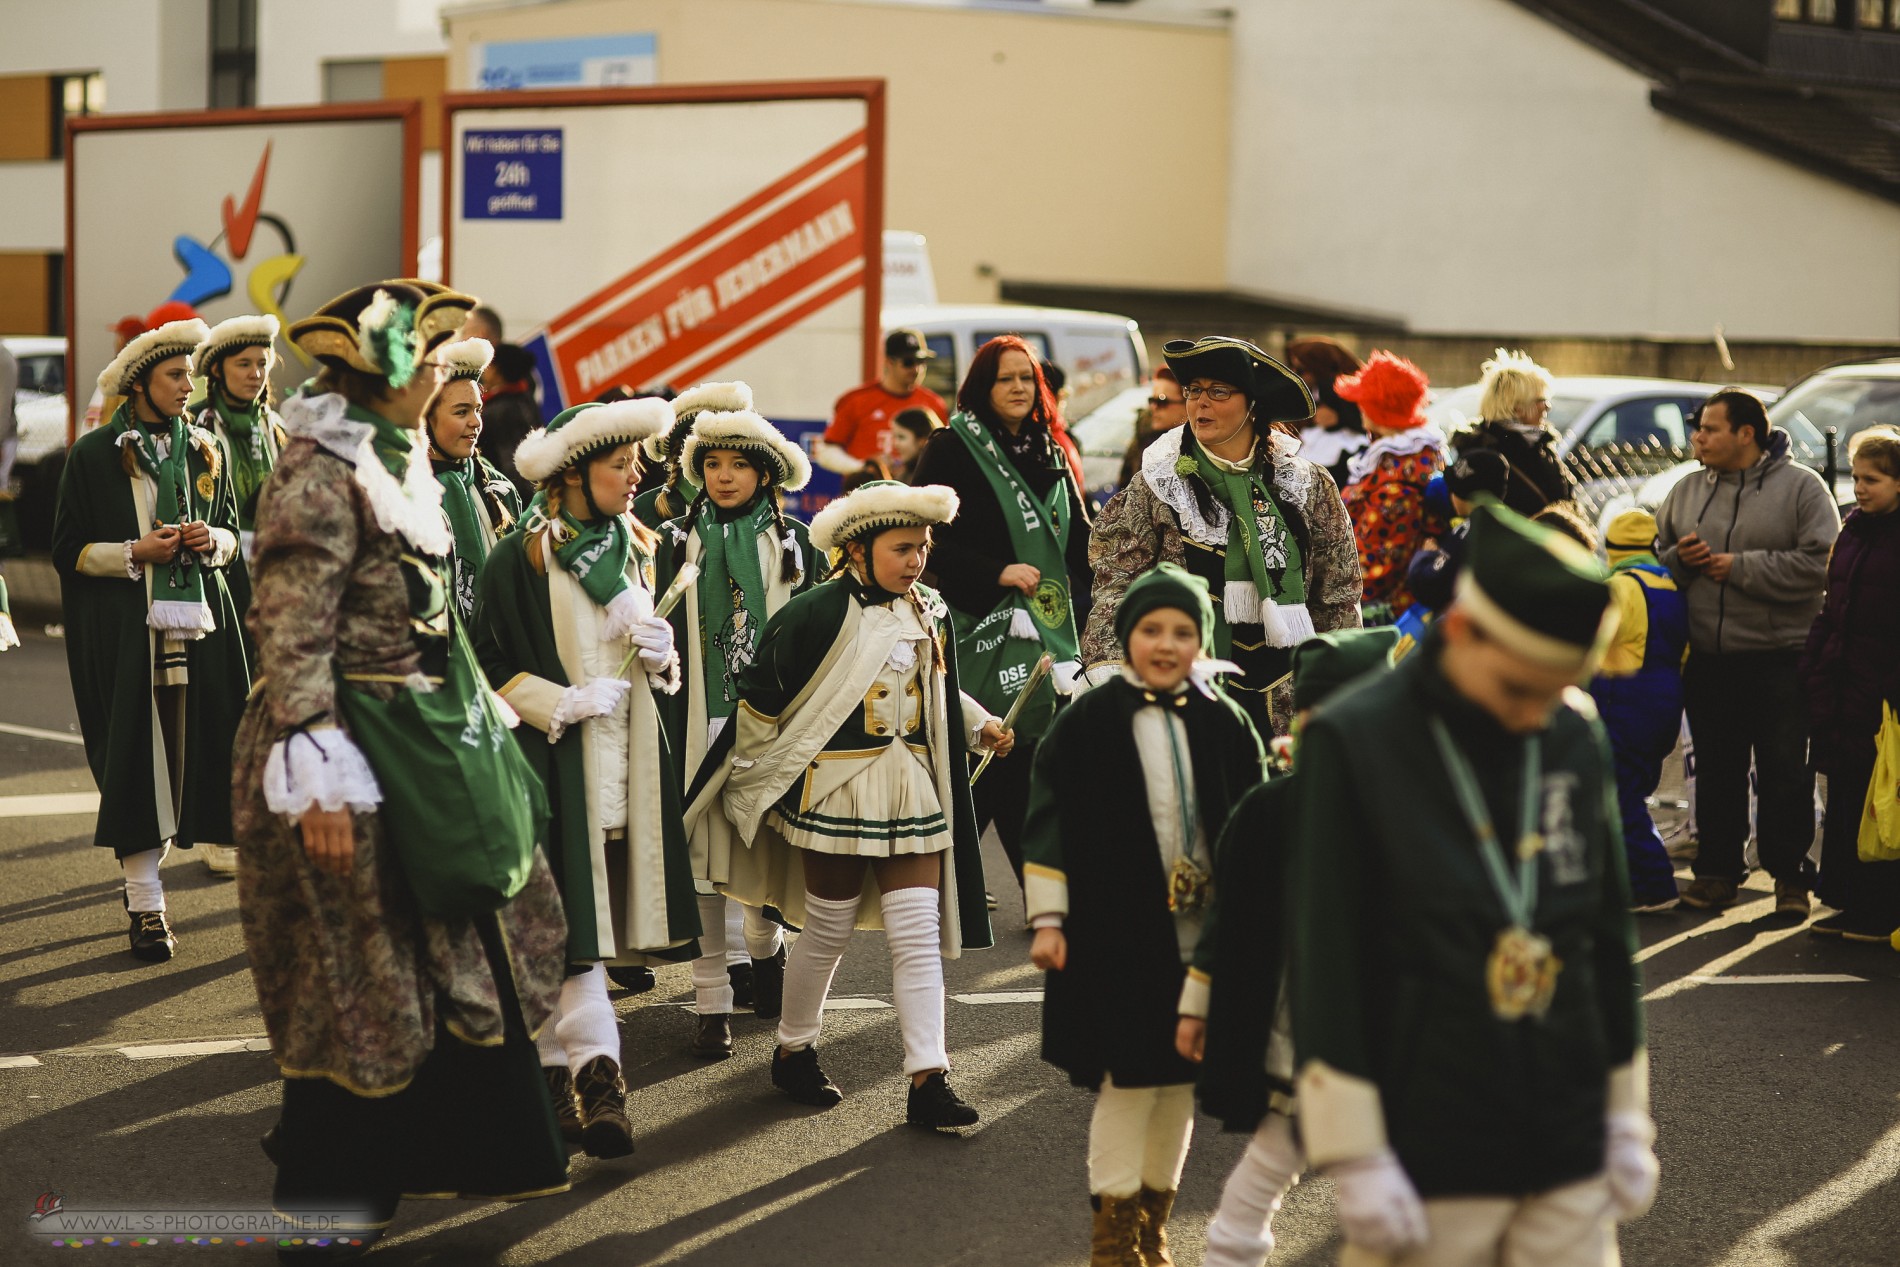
[688,447,802,585]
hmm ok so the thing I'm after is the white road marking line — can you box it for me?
[951,991,1043,1005]
[0,1055,42,1069]
[1689,974,1865,985]
[1644,924,1808,1002]
[119,1038,272,1060]
[0,791,100,819]
[0,721,86,746]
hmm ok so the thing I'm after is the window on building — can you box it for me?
[48,72,103,159]
[209,0,257,109]
[324,60,385,103]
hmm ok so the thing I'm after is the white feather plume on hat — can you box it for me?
[679,409,812,493]
[810,480,959,553]
[515,397,674,484]
[190,314,280,377]
[99,319,212,397]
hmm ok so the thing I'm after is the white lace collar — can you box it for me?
[1139,425,1317,548]
[1346,425,1447,486]
[280,392,453,556]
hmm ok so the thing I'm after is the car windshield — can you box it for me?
[16,354,64,397]
[1548,396,1591,431]
[1768,374,1900,463]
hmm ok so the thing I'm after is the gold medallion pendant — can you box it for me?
[1168,855,1212,917]
[1486,926,1561,1020]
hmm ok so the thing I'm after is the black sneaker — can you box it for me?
[906,1071,979,1130]
[751,945,786,1020]
[544,1065,583,1142]
[128,910,176,962]
[728,961,757,1009]
[606,965,656,994]
[771,1045,843,1108]
[691,1013,734,1060]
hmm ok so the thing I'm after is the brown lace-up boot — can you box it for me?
[1137,1186,1177,1265]
[1089,1192,1147,1267]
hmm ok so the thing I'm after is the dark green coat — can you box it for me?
[1289,633,1643,1198]
[471,531,700,964]
[51,421,252,855]
[1023,676,1264,1090]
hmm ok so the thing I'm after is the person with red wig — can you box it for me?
[909,335,1091,887]
[1337,352,1448,622]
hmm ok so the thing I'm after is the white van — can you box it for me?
[881,302,1148,424]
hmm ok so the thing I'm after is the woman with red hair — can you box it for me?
[909,335,1092,887]
[1336,351,1447,620]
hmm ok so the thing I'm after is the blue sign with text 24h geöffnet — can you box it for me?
[463,129,564,220]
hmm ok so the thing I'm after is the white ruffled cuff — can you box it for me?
[263,726,382,823]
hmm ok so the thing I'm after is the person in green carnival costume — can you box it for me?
[653,405,815,1059]
[0,574,18,651]
[684,480,1013,1128]
[1021,563,1266,1267]
[907,335,1092,889]
[1082,336,1364,740]
[190,314,287,561]
[472,395,700,1160]
[633,380,751,530]
[233,282,571,1244]
[1175,626,1397,1267]
[425,335,521,622]
[53,316,253,942]
[1289,504,1657,1267]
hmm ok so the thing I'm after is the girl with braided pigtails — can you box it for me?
[653,406,816,1059]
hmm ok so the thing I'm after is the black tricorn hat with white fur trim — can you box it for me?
[680,409,812,493]
[99,318,211,397]
[810,480,959,553]
[191,314,279,378]
[645,380,754,462]
[515,397,674,484]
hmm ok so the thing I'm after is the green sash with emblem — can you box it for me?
[944,410,1079,741]
[334,550,548,918]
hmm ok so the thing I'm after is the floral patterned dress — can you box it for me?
[1340,436,1448,618]
[232,394,569,1219]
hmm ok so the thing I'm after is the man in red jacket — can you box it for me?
[815,329,949,476]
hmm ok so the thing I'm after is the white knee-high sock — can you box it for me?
[1140,1083,1198,1191]
[555,964,620,1070]
[880,887,947,1076]
[724,900,748,966]
[122,846,168,912]
[1204,1112,1304,1267]
[742,904,784,960]
[535,997,567,1068]
[691,893,734,1015]
[777,892,858,1051]
[1089,1076,1158,1199]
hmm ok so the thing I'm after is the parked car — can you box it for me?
[1065,383,1150,497]
[1430,375,1780,517]
[6,336,69,551]
[1593,358,1890,536]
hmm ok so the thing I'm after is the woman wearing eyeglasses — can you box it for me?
[1081,337,1364,739]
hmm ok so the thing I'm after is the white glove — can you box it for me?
[1330,1151,1428,1257]
[1605,1111,1659,1221]
[631,613,675,674]
[549,676,633,742]
[1050,660,1085,696]
[602,585,655,642]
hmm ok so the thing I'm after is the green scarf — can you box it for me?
[349,404,419,480]
[208,387,275,526]
[112,401,212,635]
[945,410,1080,660]
[1188,434,1307,619]
[436,457,489,620]
[552,510,632,610]
[693,496,774,719]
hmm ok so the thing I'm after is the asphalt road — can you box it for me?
[4,616,1900,1265]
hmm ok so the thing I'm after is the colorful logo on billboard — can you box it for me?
[166,143,304,341]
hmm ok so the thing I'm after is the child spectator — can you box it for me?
[887,406,939,483]
[1591,510,1691,912]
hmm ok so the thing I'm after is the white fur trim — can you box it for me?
[1345,424,1446,487]
[263,727,383,822]
[671,380,752,422]
[679,409,812,493]
[278,392,453,555]
[436,336,493,383]
[191,314,280,377]
[99,319,211,396]
[1008,605,1039,641]
[516,397,673,483]
[810,482,960,553]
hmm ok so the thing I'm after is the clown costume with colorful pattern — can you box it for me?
[1337,352,1448,620]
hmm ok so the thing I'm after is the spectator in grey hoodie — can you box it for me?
[1657,390,1841,918]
